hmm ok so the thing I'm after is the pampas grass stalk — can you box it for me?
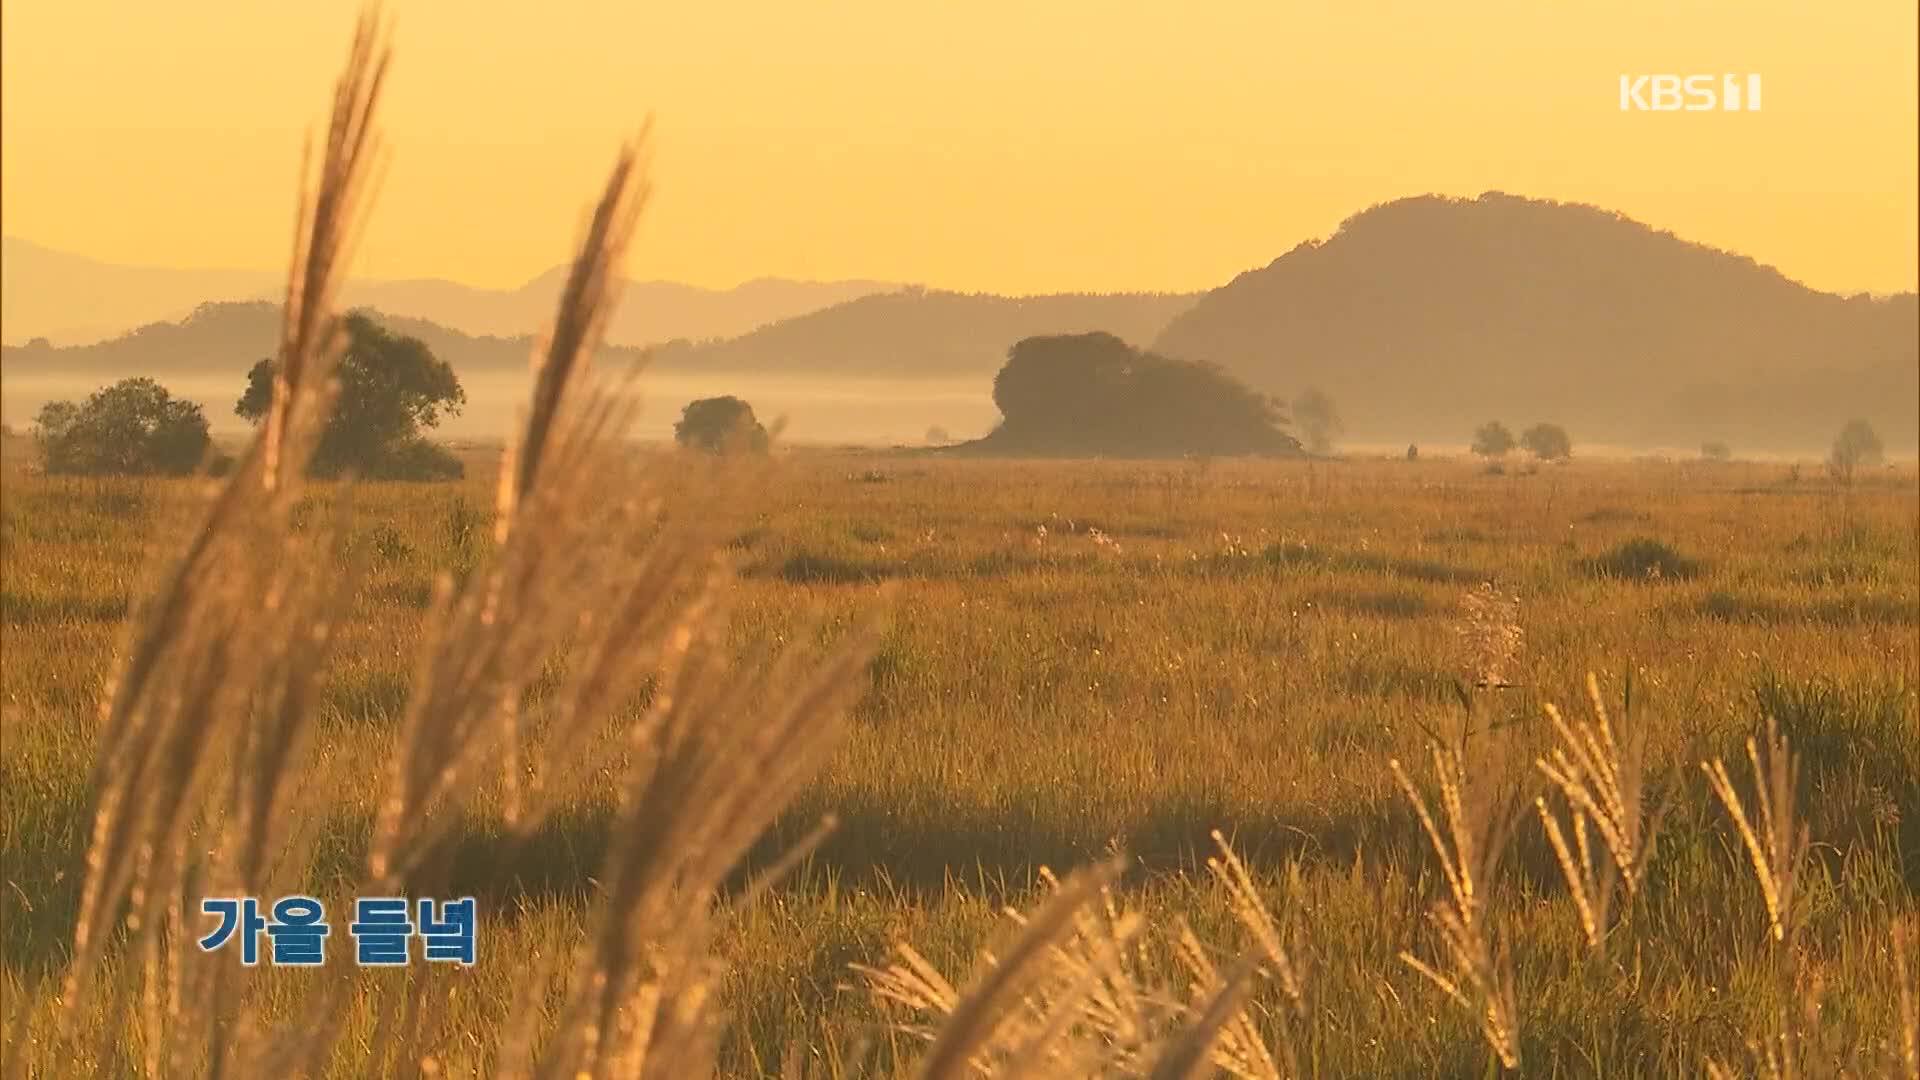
[914,858,1126,1079]
[1534,672,1669,950]
[1701,716,1810,945]
[40,14,385,1076]
[858,834,1313,1079]
[16,9,884,1078]
[1897,916,1919,1080]
[1389,744,1524,1071]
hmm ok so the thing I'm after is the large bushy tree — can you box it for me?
[1520,422,1572,461]
[237,313,464,479]
[1471,420,1515,458]
[1828,418,1884,482]
[984,332,1300,457]
[674,396,770,454]
[34,378,212,476]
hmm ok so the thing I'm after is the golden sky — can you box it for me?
[3,1,1915,296]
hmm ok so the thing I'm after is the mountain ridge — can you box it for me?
[0,285,1199,383]
[1152,191,1917,451]
[0,235,901,348]
[7,193,1914,454]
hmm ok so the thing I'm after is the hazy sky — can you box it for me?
[3,1,1915,296]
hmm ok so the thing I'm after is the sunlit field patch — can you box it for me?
[3,439,1915,1074]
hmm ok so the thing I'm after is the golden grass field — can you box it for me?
[2,18,1915,1075]
[3,431,1915,1076]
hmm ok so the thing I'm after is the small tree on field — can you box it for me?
[1827,419,1884,482]
[35,378,212,476]
[1291,387,1344,455]
[675,396,769,454]
[237,313,464,479]
[1701,441,1731,462]
[1471,421,1515,458]
[925,426,952,446]
[1520,422,1572,461]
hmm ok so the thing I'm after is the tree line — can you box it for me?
[33,315,467,480]
[1465,416,1885,477]
[26,318,1894,477]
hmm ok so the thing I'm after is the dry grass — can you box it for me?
[1703,717,1812,947]
[1535,673,1670,950]
[1390,741,1525,1070]
[4,15,879,1077]
[4,444,1916,1077]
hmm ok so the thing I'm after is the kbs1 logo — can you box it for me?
[1619,74,1762,112]
[199,895,477,967]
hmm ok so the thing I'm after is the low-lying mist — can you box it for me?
[2,372,1002,447]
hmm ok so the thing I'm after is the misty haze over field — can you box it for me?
[4,193,1915,455]
[0,367,1001,447]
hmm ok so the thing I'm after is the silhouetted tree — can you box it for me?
[925,426,953,446]
[984,332,1299,457]
[675,396,770,453]
[1828,419,1884,482]
[236,313,464,479]
[1520,422,1572,461]
[34,378,211,476]
[1291,387,1344,455]
[1701,441,1732,462]
[1471,421,1515,458]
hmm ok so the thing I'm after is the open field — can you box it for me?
[3,443,1917,1076]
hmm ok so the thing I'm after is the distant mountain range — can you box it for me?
[0,288,1196,382]
[6,194,1915,454]
[1,300,609,377]
[0,290,1195,444]
[647,288,1199,377]
[1153,192,1918,451]
[0,235,895,348]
